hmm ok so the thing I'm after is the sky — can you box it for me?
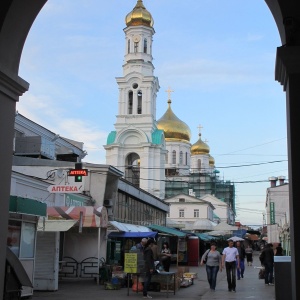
[17,0,288,228]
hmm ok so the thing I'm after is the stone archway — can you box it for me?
[1,1,300,298]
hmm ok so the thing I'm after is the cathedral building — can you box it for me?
[104,0,235,218]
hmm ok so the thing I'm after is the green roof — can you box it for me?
[9,196,47,217]
[194,233,221,241]
[148,224,186,237]
[152,129,164,145]
[107,131,117,145]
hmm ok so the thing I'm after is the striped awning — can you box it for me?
[47,206,108,228]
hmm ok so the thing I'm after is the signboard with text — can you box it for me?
[47,184,83,194]
[270,202,275,225]
[124,253,138,273]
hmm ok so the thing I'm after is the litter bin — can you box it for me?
[274,256,291,300]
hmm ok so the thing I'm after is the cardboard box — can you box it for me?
[183,272,197,279]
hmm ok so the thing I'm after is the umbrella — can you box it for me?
[227,236,245,242]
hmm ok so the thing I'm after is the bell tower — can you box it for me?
[104,0,165,199]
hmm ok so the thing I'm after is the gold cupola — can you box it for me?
[191,133,210,155]
[125,0,154,27]
[157,99,191,142]
[209,154,215,166]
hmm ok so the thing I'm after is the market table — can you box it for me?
[127,271,176,298]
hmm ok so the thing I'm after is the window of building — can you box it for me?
[128,91,133,114]
[179,151,183,164]
[198,159,201,170]
[172,150,176,164]
[143,38,147,53]
[20,222,35,258]
[179,198,185,203]
[179,209,184,218]
[134,41,138,53]
[128,39,130,54]
[194,209,199,218]
[185,152,188,165]
[7,220,21,257]
[137,90,142,114]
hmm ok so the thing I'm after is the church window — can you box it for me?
[194,209,199,218]
[185,152,188,165]
[198,159,201,170]
[143,38,147,53]
[128,39,130,54]
[137,90,142,114]
[172,150,176,164]
[179,198,185,202]
[179,151,183,164]
[132,83,138,89]
[179,209,184,218]
[165,151,169,163]
[134,41,138,53]
[128,91,133,114]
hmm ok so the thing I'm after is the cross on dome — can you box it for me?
[165,87,174,100]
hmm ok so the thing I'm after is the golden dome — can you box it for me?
[209,154,215,166]
[125,0,154,27]
[191,133,210,155]
[157,100,191,142]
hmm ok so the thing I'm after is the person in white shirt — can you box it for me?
[222,239,240,292]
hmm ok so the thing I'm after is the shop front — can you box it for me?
[7,196,47,297]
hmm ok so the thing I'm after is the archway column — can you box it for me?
[276,46,300,300]
[0,68,29,296]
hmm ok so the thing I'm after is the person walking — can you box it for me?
[200,241,222,291]
[259,243,274,286]
[151,240,159,261]
[245,244,254,266]
[222,239,240,292]
[136,238,148,252]
[160,242,172,272]
[236,241,246,280]
[142,238,155,299]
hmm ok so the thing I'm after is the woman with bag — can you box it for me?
[160,242,172,272]
[200,241,223,291]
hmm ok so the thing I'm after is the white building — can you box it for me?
[104,0,166,199]
[163,193,216,232]
[103,0,236,224]
[201,194,235,224]
[265,176,290,254]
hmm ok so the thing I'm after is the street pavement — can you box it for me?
[32,251,275,299]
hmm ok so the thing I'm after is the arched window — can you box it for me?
[137,90,142,114]
[179,151,183,164]
[125,153,140,188]
[128,91,133,114]
[197,159,201,170]
[185,152,188,165]
[128,39,130,54]
[134,41,138,53]
[143,38,147,53]
[165,151,169,164]
[172,150,176,164]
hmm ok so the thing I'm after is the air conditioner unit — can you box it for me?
[103,199,113,207]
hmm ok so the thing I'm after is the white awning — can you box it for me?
[37,219,78,232]
[109,221,152,232]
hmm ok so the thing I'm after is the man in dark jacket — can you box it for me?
[143,239,155,299]
[260,243,274,285]
[236,241,246,280]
